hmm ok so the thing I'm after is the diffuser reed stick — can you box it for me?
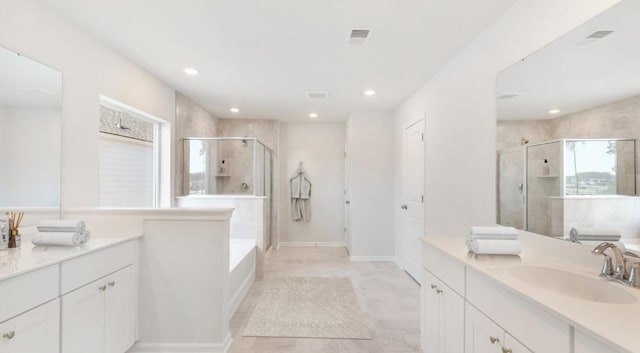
[6,211,24,248]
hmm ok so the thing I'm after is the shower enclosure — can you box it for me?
[497,138,636,236]
[183,137,273,197]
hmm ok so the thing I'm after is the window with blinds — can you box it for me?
[98,102,158,207]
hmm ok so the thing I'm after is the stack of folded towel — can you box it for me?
[467,226,522,255]
[569,227,624,250]
[32,220,91,246]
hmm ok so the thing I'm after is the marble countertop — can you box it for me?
[0,233,142,282]
[422,235,640,353]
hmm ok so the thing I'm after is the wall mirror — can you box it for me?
[0,45,62,222]
[495,0,640,240]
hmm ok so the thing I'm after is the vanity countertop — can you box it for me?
[422,234,640,353]
[0,233,142,282]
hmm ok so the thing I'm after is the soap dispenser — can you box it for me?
[542,159,550,176]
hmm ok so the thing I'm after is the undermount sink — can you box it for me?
[509,265,638,304]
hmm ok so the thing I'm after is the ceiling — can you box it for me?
[496,0,640,121]
[0,46,62,108]
[38,0,514,121]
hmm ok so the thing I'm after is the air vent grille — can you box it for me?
[586,30,614,39]
[496,92,522,100]
[307,91,328,100]
[348,28,373,45]
[573,30,615,46]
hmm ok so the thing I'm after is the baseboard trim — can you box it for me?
[228,269,256,317]
[130,334,233,353]
[279,242,346,247]
[349,256,396,262]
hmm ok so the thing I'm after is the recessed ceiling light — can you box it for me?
[183,67,199,75]
[309,113,318,119]
[364,90,376,96]
[230,107,240,113]
[549,109,561,115]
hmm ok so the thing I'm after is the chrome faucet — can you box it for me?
[592,242,640,288]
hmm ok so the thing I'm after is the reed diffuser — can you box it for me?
[6,211,24,248]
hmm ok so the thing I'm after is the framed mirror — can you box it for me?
[0,46,62,224]
[495,0,640,242]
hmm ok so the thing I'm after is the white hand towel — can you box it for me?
[32,232,83,246]
[469,226,518,240]
[569,228,621,242]
[37,220,86,233]
[467,239,522,255]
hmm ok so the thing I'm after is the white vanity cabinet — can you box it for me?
[421,270,464,353]
[60,240,137,353]
[465,304,532,353]
[0,299,60,353]
[574,329,619,353]
[61,266,135,353]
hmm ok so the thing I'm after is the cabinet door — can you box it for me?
[0,299,59,353]
[575,330,618,353]
[440,283,464,353]
[421,270,440,353]
[503,333,533,353]
[465,303,503,353]
[62,279,106,353]
[105,266,135,353]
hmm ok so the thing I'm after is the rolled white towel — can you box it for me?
[32,232,84,246]
[569,227,621,242]
[37,220,86,233]
[467,239,522,255]
[469,226,518,240]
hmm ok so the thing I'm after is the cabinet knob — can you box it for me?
[436,289,443,294]
[502,348,512,353]
[99,285,107,291]
[3,331,15,340]
[489,336,500,344]
[108,281,116,287]
[430,284,437,289]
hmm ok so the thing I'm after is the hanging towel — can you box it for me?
[290,163,312,222]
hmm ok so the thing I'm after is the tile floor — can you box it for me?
[228,247,422,353]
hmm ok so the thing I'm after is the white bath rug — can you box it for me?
[243,277,372,339]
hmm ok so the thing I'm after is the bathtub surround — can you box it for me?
[62,208,236,353]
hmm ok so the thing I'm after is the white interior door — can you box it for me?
[401,119,425,282]
[344,138,352,253]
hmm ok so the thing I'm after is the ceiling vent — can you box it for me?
[306,91,329,100]
[496,92,522,100]
[574,30,614,46]
[348,28,373,45]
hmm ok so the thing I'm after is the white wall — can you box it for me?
[394,0,620,238]
[0,106,61,206]
[347,112,395,259]
[0,0,176,208]
[278,122,345,245]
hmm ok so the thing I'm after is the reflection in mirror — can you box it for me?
[0,46,62,224]
[495,0,640,245]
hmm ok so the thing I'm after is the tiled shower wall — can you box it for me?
[497,94,640,192]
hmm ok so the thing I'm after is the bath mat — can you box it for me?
[243,277,372,339]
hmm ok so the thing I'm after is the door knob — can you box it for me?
[401,205,408,210]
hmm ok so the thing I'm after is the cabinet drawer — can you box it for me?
[61,241,135,294]
[422,242,465,296]
[466,268,570,353]
[0,265,59,323]
[0,298,60,353]
[575,329,619,353]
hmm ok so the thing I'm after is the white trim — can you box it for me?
[130,334,233,353]
[228,268,255,318]
[349,256,396,262]
[278,242,346,247]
